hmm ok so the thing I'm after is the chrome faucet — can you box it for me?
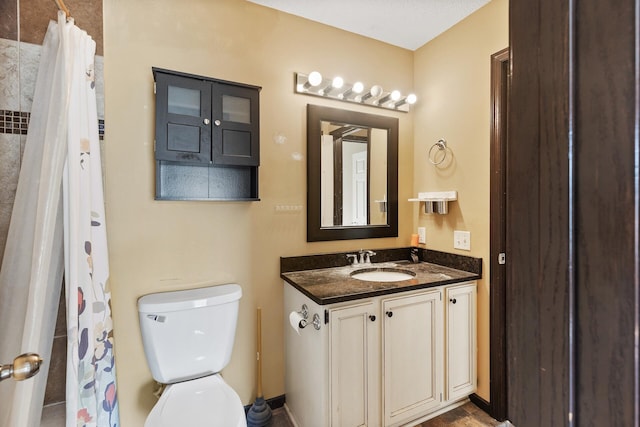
[347,250,376,265]
[361,250,376,264]
[410,248,419,263]
[346,253,359,266]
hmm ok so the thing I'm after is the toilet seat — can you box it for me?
[145,374,246,427]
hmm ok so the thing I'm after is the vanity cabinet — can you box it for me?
[284,281,477,427]
[329,301,380,426]
[445,283,477,402]
[152,67,260,200]
[382,290,443,426]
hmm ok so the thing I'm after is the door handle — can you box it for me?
[0,353,43,382]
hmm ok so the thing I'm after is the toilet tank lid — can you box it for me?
[138,283,242,313]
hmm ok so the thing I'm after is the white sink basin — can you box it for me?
[350,268,415,282]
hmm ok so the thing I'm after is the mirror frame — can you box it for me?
[307,104,399,241]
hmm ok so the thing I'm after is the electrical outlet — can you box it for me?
[453,230,471,251]
[418,227,426,244]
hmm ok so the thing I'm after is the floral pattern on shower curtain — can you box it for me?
[60,12,120,427]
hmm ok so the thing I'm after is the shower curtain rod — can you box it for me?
[54,0,70,18]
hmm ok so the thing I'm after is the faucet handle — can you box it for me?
[364,250,376,264]
[346,254,358,265]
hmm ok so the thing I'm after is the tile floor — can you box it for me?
[42,400,503,426]
[418,402,504,426]
[272,402,504,427]
[270,407,296,427]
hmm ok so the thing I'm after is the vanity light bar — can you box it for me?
[295,72,416,113]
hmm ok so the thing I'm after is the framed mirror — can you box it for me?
[307,104,398,241]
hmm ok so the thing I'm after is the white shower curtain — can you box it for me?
[61,14,120,427]
[0,12,119,427]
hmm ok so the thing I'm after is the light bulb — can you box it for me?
[308,71,323,87]
[376,88,399,105]
[332,76,344,89]
[361,85,383,102]
[340,81,365,100]
[395,93,418,108]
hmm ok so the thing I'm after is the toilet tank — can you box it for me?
[138,283,242,384]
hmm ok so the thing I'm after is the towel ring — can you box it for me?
[428,139,448,165]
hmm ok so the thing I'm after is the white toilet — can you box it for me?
[138,283,246,427]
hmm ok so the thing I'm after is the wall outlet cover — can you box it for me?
[418,227,426,244]
[454,230,471,251]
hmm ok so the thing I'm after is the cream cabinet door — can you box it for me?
[382,290,443,426]
[330,301,380,427]
[445,283,477,401]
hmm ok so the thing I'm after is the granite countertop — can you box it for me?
[281,260,480,305]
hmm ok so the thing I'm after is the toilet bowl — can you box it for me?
[146,375,245,427]
[138,283,246,427]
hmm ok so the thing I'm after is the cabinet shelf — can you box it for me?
[155,160,259,201]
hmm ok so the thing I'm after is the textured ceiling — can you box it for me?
[247,0,491,51]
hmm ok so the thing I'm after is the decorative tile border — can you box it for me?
[0,109,28,134]
[0,109,104,139]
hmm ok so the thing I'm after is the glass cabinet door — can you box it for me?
[211,83,260,166]
[155,73,212,164]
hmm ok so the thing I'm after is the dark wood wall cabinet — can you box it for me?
[152,67,261,201]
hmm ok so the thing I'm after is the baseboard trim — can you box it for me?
[469,393,491,414]
[244,394,286,414]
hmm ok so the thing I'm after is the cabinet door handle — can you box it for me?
[369,315,376,322]
[203,118,210,125]
[214,119,222,126]
[386,311,393,318]
[450,298,457,304]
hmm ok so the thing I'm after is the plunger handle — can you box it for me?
[256,307,263,398]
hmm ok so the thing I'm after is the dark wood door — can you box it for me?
[508,0,639,425]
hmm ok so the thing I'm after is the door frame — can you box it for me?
[488,47,509,421]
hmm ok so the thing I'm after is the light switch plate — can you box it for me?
[454,230,471,250]
[418,227,426,244]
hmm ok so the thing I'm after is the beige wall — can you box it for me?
[412,0,509,401]
[103,0,413,424]
[103,0,507,423]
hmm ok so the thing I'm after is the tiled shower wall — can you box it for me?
[0,0,104,407]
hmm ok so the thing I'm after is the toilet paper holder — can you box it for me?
[298,304,321,330]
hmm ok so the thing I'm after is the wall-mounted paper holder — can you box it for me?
[409,191,457,214]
